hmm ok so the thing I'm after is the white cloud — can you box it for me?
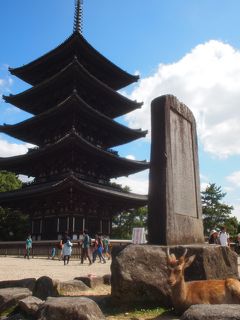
[126,154,136,160]
[18,174,34,183]
[226,171,240,187]
[200,182,209,192]
[126,40,240,158]
[200,173,209,181]
[111,170,149,195]
[0,138,31,157]
[199,174,210,191]
[232,203,240,221]
[223,186,235,193]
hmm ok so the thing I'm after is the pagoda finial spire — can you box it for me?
[73,0,83,34]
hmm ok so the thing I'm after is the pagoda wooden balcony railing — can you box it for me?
[27,146,39,153]
[107,148,119,156]
[43,132,104,149]
[33,171,110,186]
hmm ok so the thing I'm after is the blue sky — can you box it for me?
[1,1,240,220]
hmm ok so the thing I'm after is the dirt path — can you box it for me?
[0,256,111,281]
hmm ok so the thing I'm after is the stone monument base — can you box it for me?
[111,244,238,307]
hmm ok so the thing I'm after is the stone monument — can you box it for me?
[111,94,238,308]
[148,94,204,244]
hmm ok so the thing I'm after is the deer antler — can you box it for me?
[166,248,177,266]
[179,248,188,264]
[166,247,170,258]
[182,248,188,257]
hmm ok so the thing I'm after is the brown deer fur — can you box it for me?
[166,248,240,314]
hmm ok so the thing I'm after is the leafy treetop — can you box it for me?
[0,171,22,192]
[201,183,235,235]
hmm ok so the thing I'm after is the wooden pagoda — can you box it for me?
[0,1,148,240]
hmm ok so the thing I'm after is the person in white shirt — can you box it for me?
[219,226,229,247]
[62,239,73,265]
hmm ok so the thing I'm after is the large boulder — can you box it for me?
[0,279,36,291]
[0,287,32,313]
[19,296,44,316]
[111,244,238,307]
[59,280,89,294]
[37,297,106,320]
[74,275,104,289]
[181,304,240,320]
[111,244,171,307]
[32,276,59,300]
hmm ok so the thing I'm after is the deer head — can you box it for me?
[166,248,196,286]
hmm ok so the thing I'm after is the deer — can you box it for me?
[166,248,240,314]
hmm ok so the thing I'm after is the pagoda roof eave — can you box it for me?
[0,174,148,207]
[0,131,149,176]
[4,59,142,117]
[0,93,147,146]
[9,32,139,90]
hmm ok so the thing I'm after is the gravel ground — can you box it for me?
[0,256,111,281]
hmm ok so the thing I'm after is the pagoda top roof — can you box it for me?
[0,174,148,208]
[4,58,142,118]
[9,32,139,90]
[0,93,147,147]
[0,129,149,178]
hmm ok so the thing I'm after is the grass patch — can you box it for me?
[0,306,35,320]
[0,305,17,317]
[100,299,170,320]
[106,306,167,319]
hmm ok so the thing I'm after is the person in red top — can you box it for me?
[92,234,106,263]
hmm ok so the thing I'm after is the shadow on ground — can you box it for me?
[77,293,180,320]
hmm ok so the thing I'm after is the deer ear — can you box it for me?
[184,254,196,268]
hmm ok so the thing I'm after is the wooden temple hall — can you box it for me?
[0,0,149,240]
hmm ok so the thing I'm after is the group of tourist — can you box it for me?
[208,226,230,246]
[58,230,110,265]
[42,230,110,265]
[81,230,110,265]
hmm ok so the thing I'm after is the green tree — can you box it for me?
[224,216,238,236]
[237,222,240,235]
[111,206,147,239]
[201,183,234,235]
[0,171,29,241]
[0,171,22,192]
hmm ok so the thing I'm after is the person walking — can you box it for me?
[81,229,92,265]
[92,234,106,264]
[219,226,230,247]
[92,234,99,263]
[102,235,111,260]
[62,239,73,265]
[24,234,32,259]
[59,231,70,260]
[49,247,56,260]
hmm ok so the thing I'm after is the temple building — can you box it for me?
[0,1,148,240]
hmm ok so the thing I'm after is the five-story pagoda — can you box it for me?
[0,0,148,240]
